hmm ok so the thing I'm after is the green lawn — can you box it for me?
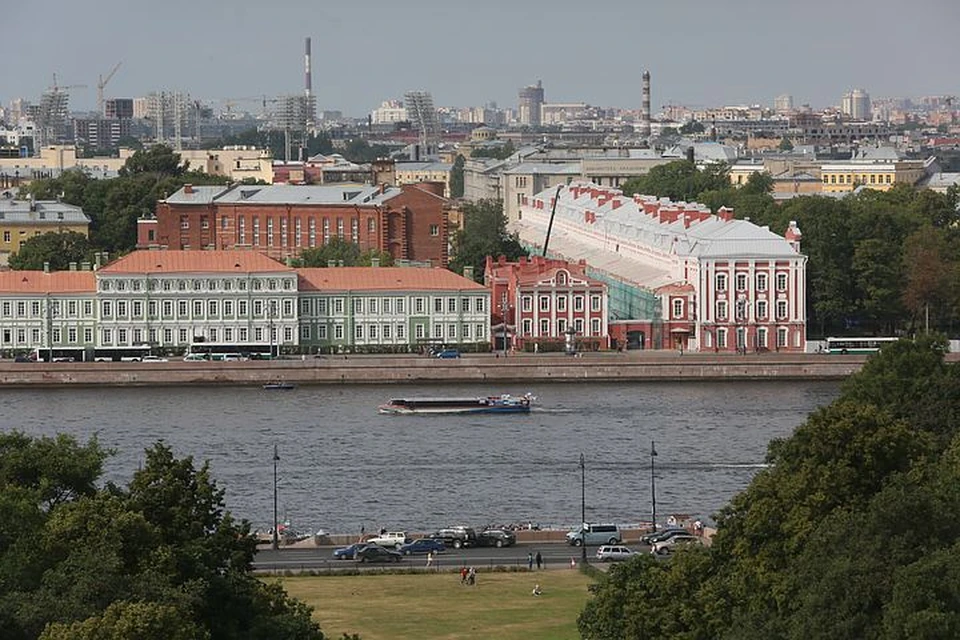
[275,570,595,640]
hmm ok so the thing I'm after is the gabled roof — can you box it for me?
[163,185,230,205]
[99,250,292,274]
[297,267,487,292]
[0,199,91,224]
[0,271,95,294]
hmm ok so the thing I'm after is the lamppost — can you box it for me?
[579,453,587,564]
[650,441,658,533]
[500,298,511,357]
[272,444,280,550]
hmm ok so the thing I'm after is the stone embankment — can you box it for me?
[0,351,926,387]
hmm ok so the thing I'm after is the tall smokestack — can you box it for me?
[304,37,312,97]
[641,70,651,137]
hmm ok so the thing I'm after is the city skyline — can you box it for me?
[3,0,959,118]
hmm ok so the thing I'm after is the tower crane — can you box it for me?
[50,73,87,93]
[97,62,122,114]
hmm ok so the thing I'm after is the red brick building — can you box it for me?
[139,182,452,267]
[484,255,609,352]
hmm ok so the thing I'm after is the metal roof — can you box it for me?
[165,184,402,207]
[0,199,90,224]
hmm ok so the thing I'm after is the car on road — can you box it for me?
[398,538,446,555]
[365,531,410,549]
[355,545,403,563]
[476,528,516,548]
[332,543,369,560]
[566,523,622,547]
[596,545,638,562]
[141,355,169,363]
[429,526,477,549]
[651,534,702,555]
[641,528,690,546]
[434,349,461,359]
[183,353,207,362]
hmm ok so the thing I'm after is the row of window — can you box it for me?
[520,317,601,337]
[1,229,44,244]
[1,299,93,319]
[100,325,294,347]
[100,298,294,321]
[823,173,893,185]
[300,296,488,317]
[184,216,380,247]
[715,272,788,293]
[519,294,603,313]
[299,322,489,342]
[100,277,296,293]
[672,298,792,321]
[710,326,791,349]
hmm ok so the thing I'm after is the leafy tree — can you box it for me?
[39,601,204,640]
[295,238,361,267]
[118,145,185,177]
[8,232,93,271]
[450,154,465,198]
[902,226,955,331]
[778,136,794,151]
[469,140,515,160]
[679,120,705,135]
[620,160,730,202]
[448,199,527,280]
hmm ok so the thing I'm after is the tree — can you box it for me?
[39,601,205,640]
[470,140,515,160]
[118,145,185,177]
[620,160,730,202]
[778,136,794,151]
[449,154,465,198]
[8,232,93,271]
[679,120,705,135]
[448,199,527,280]
[902,226,955,331]
[295,238,362,267]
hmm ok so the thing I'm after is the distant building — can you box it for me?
[0,197,91,264]
[841,89,872,121]
[484,255,609,352]
[104,98,134,120]
[774,94,794,114]
[72,118,132,151]
[394,161,453,197]
[518,81,545,127]
[371,100,407,125]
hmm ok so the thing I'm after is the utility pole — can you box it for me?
[272,444,280,550]
[650,441,658,533]
[579,453,587,564]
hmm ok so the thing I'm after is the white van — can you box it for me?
[566,523,621,547]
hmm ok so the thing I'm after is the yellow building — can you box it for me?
[819,160,927,193]
[0,198,91,264]
[394,161,454,197]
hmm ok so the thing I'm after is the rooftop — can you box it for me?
[0,271,95,294]
[298,267,486,292]
[0,198,90,224]
[164,183,403,207]
[99,250,293,274]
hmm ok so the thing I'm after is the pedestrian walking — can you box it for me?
[527,552,534,570]
[535,551,542,570]
[460,566,468,585]
[467,566,476,586]
[426,551,433,568]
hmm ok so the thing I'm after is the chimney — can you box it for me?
[463,265,474,280]
[371,257,380,268]
[69,261,77,271]
[183,184,194,194]
[43,262,50,273]
[785,220,802,252]
[717,206,735,222]
[81,261,91,271]
[327,260,336,268]
[640,70,652,137]
[304,37,313,97]
[94,252,102,270]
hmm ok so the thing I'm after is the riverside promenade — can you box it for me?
[2,350,942,387]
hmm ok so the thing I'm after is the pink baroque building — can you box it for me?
[513,182,807,353]
[484,255,609,352]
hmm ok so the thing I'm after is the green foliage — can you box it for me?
[778,136,794,151]
[340,138,394,164]
[580,339,960,639]
[450,154,465,198]
[679,120,705,135]
[118,145,185,177]
[8,232,93,271]
[469,140,516,160]
[0,437,324,640]
[620,160,730,202]
[448,199,528,280]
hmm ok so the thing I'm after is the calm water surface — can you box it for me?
[1,380,839,533]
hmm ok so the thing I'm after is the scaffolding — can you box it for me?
[404,91,439,148]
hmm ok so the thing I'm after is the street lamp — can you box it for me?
[650,441,658,534]
[500,298,511,357]
[272,444,280,550]
[579,453,587,564]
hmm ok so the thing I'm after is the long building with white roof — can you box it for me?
[513,182,806,353]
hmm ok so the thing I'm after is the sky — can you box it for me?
[4,0,959,118]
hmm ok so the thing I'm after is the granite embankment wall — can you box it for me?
[1,352,940,387]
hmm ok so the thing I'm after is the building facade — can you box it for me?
[0,250,489,358]
[513,182,807,353]
[141,182,452,267]
[484,255,609,352]
[0,198,91,264]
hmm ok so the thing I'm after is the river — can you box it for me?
[1,380,839,534]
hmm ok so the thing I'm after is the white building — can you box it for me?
[371,100,407,125]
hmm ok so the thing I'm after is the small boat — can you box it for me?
[378,393,533,415]
[263,381,296,390]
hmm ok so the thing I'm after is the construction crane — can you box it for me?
[51,72,87,93]
[97,62,122,115]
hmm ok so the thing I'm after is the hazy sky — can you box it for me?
[4,0,959,117]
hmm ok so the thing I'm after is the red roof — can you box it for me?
[0,271,96,294]
[99,250,292,274]
[297,267,487,292]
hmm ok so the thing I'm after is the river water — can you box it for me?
[1,380,839,534]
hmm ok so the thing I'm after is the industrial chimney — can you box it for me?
[640,70,652,137]
[304,37,312,97]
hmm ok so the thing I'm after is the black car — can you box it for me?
[640,528,688,545]
[476,528,516,548]
[355,545,402,563]
[429,526,477,549]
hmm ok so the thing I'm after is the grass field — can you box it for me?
[276,570,595,640]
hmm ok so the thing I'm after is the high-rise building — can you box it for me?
[841,89,872,121]
[105,98,134,120]
[518,80,544,127]
[774,94,794,113]
[404,91,439,146]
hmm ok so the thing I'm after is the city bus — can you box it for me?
[92,345,154,362]
[825,337,899,355]
[186,342,275,361]
[31,347,87,363]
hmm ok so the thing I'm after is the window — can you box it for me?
[317,326,327,340]
[382,298,391,315]
[208,300,218,317]
[178,329,188,343]
[672,299,683,318]
[224,300,233,316]
[522,319,532,335]
[591,318,601,335]
[777,327,788,348]
[283,327,292,342]
[447,298,456,313]
[756,273,768,292]
[397,324,405,339]
[52,328,61,343]
[101,328,112,345]
[415,298,425,314]
[334,325,344,340]
[30,301,40,316]
[101,301,112,317]
[163,300,173,317]
[254,327,263,342]
[68,327,77,343]
[238,328,248,341]
[193,300,203,316]
[317,299,328,315]
[776,300,788,320]
[368,298,378,315]
[539,296,550,312]
[355,325,364,340]
[238,300,248,316]
[475,298,484,313]
[557,318,567,334]
[224,328,233,342]
[1,302,9,317]
[434,298,443,313]
[116,301,127,317]
[539,319,549,335]
[396,298,405,314]
[716,300,728,320]
[83,301,93,316]
[447,324,456,339]
[591,295,601,312]
[429,224,439,236]
[354,298,364,314]
[521,296,532,312]
[736,273,747,291]
[415,324,425,339]
[333,298,343,314]
[178,301,187,317]
[2,231,8,243]
[461,324,470,339]
[367,218,376,234]
[162,328,172,343]
[253,300,263,316]
[132,301,142,317]
[757,327,768,349]
[756,300,768,320]
[716,273,728,292]
[776,273,788,291]
[574,296,584,312]
[382,324,391,339]
[433,323,442,338]
[557,296,567,312]
[717,328,727,348]
[474,323,484,339]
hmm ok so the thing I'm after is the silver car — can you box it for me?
[596,545,637,562]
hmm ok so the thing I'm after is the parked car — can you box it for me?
[429,526,477,549]
[434,349,461,359]
[183,354,207,362]
[476,528,516,548]
[332,543,369,560]
[640,527,688,545]
[651,535,702,555]
[141,355,169,363]
[398,538,446,556]
[365,531,410,549]
[355,545,403,563]
[566,523,621,547]
[596,545,638,562]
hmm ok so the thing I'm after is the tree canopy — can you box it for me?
[448,199,527,281]
[293,238,393,268]
[579,336,960,640]
[0,436,325,640]
[8,231,93,271]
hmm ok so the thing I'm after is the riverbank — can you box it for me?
[1,351,937,387]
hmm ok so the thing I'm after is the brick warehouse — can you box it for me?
[138,182,453,267]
